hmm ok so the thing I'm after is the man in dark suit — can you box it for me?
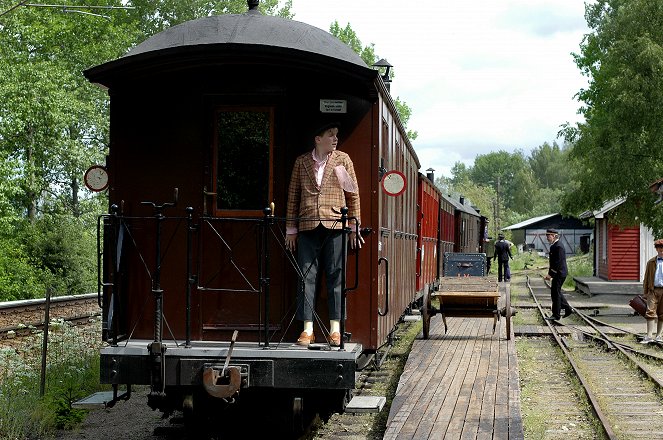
[493,233,512,282]
[544,229,572,320]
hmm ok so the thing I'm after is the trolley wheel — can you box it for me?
[505,285,511,340]
[422,289,431,339]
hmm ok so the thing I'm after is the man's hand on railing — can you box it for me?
[349,231,363,250]
[285,233,297,252]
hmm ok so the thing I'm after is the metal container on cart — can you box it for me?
[444,252,486,277]
[423,253,511,340]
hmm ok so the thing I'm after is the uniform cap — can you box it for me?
[546,228,559,235]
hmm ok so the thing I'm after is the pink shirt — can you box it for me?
[312,150,330,187]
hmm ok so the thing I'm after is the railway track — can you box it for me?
[0,293,100,340]
[520,275,663,439]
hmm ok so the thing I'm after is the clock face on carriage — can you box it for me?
[84,165,109,192]
[381,170,407,197]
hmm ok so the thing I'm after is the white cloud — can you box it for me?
[291,0,591,178]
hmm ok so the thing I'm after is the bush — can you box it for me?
[565,252,593,289]
[21,214,97,296]
[0,220,46,301]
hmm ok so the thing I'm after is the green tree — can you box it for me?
[329,20,418,140]
[563,0,663,234]
[471,150,536,213]
[528,141,571,189]
[0,2,136,220]
[127,0,292,38]
[449,161,472,186]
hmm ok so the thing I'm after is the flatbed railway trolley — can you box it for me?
[421,253,511,340]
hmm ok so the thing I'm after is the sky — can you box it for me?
[290,0,591,179]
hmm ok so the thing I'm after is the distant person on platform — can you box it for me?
[544,229,572,320]
[640,238,663,344]
[493,233,513,282]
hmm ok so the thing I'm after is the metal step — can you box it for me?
[345,395,386,414]
[72,391,118,409]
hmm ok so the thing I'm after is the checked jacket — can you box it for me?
[286,149,360,232]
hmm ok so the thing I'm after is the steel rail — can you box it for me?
[544,292,663,389]
[525,275,618,440]
[0,293,99,336]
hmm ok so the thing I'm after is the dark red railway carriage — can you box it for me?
[83,3,428,426]
[416,172,441,295]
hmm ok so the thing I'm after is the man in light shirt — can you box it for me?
[640,238,663,344]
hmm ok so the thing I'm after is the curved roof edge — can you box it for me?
[125,13,367,67]
[85,12,375,86]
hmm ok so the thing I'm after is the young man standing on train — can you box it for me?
[285,121,363,347]
[640,238,663,344]
[544,229,572,320]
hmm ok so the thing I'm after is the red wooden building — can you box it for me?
[585,199,655,281]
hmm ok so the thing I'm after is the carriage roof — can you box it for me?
[85,10,374,86]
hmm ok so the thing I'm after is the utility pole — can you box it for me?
[495,175,501,234]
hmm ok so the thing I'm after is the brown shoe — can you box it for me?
[329,332,341,347]
[296,331,314,346]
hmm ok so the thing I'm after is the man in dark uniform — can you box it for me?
[493,233,512,282]
[544,229,572,320]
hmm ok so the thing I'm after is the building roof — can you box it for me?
[579,198,625,219]
[503,213,591,231]
[502,213,558,230]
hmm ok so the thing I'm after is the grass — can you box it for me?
[0,319,106,440]
[368,319,422,436]
[509,250,593,290]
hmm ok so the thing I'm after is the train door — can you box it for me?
[197,105,287,342]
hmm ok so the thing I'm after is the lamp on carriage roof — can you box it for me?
[426,168,435,182]
[372,58,393,91]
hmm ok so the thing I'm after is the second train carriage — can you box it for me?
[81,1,490,427]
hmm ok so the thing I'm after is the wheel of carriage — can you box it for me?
[422,288,431,339]
[505,286,511,340]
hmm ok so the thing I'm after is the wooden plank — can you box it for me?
[508,333,525,439]
[478,322,500,436]
[493,320,510,440]
[408,318,475,438]
[429,319,485,438]
[459,319,493,439]
[385,317,470,439]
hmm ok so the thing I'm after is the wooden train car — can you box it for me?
[82,2,429,427]
[416,172,441,296]
[81,2,490,431]
[446,194,487,255]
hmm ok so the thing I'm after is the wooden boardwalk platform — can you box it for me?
[384,315,523,440]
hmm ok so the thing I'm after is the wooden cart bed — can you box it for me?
[422,276,510,339]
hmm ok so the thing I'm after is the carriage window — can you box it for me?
[215,108,272,214]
